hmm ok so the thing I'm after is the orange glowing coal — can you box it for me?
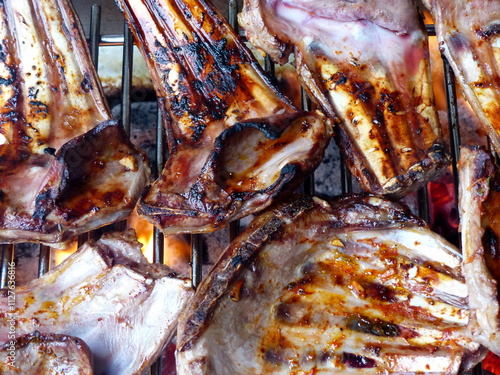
[53,210,191,274]
[484,352,500,375]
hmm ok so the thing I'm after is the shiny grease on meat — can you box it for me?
[177,195,483,374]
[0,0,150,248]
[239,0,450,196]
[114,0,333,235]
[423,0,500,153]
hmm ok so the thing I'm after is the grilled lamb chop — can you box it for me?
[114,0,333,235]
[0,333,93,375]
[0,0,150,248]
[458,145,500,356]
[0,230,193,374]
[177,195,484,374]
[239,0,450,196]
[422,0,500,153]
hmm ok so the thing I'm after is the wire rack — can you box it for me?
[0,1,489,374]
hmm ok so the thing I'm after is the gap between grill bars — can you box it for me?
[0,1,488,375]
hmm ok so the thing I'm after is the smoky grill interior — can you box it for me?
[0,1,489,374]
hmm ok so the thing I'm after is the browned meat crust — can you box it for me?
[115,0,333,235]
[177,194,483,374]
[0,0,150,248]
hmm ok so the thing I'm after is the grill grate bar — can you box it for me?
[89,4,101,67]
[443,55,462,199]
[190,234,204,289]
[37,245,51,278]
[0,244,14,289]
[120,22,134,137]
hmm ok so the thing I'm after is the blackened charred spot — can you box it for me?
[0,65,16,86]
[342,352,377,368]
[301,261,317,275]
[448,31,470,53]
[364,282,397,302]
[183,35,208,76]
[206,69,236,98]
[171,95,192,114]
[484,227,500,259]
[275,303,293,322]
[28,87,40,99]
[80,73,93,93]
[190,124,207,143]
[0,189,5,201]
[153,40,175,66]
[347,314,400,337]
[29,100,48,115]
[43,147,56,156]
[0,42,7,64]
[320,350,334,362]
[189,184,205,203]
[211,38,239,74]
[178,0,194,20]
[33,190,54,221]
[331,72,347,85]
[476,22,500,38]
[351,81,373,103]
[380,91,401,113]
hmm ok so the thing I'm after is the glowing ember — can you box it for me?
[52,210,191,274]
[53,241,78,267]
[483,352,500,375]
[127,210,155,263]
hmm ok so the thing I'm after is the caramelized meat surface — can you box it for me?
[239,0,450,196]
[423,0,500,153]
[0,0,150,248]
[114,0,333,235]
[177,195,483,374]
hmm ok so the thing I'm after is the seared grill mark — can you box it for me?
[347,314,400,337]
[476,21,500,39]
[342,352,376,368]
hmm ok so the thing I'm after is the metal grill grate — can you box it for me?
[0,1,490,374]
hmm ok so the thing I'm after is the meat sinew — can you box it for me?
[0,230,193,374]
[177,195,483,374]
[0,333,93,375]
[239,0,450,196]
[0,0,150,248]
[422,0,500,153]
[114,0,333,235]
[458,145,500,356]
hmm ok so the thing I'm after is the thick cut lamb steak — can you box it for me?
[114,0,333,235]
[177,195,483,374]
[0,0,150,248]
[239,0,450,196]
